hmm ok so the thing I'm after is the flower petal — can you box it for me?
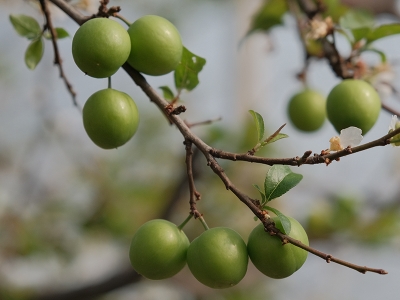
[339,127,363,147]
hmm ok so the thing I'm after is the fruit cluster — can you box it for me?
[129,217,309,288]
[288,80,381,135]
[72,15,183,149]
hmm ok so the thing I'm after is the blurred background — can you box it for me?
[1,0,400,299]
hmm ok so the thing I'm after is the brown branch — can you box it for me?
[184,139,202,218]
[209,125,400,166]
[97,0,121,18]
[49,0,89,25]
[382,101,400,116]
[39,0,78,107]
[49,0,390,284]
[264,223,388,275]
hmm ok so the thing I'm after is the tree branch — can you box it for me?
[184,139,202,218]
[264,224,388,275]
[39,0,78,107]
[49,0,89,25]
[40,2,389,296]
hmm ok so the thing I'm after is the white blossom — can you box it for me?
[329,127,363,151]
[389,115,398,131]
[389,115,400,146]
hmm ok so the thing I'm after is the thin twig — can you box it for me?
[49,0,90,25]
[382,102,400,116]
[265,224,388,275]
[184,139,202,218]
[184,116,222,128]
[39,0,78,107]
[115,13,132,26]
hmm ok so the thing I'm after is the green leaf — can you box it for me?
[10,14,41,39]
[247,0,287,35]
[264,205,291,235]
[261,133,288,146]
[351,27,371,42]
[322,0,349,23]
[43,27,70,40]
[339,9,374,30]
[159,86,175,101]
[249,110,264,142]
[367,24,400,43]
[25,38,44,70]
[253,184,266,204]
[174,47,206,92]
[55,27,70,39]
[264,165,303,201]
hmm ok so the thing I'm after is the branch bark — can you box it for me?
[40,0,78,107]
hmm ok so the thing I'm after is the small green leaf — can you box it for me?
[339,9,374,30]
[174,47,206,92]
[10,14,41,39]
[351,27,371,42]
[249,110,264,142]
[25,38,44,70]
[55,27,70,39]
[264,165,303,201]
[159,86,175,101]
[367,24,400,43]
[43,27,70,40]
[253,184,266,204]
[247,0,287,35]
[264,205,291,235]
[322,0,349,23]
[261,133,288,146]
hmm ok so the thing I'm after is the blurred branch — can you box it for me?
[39,0,78,107]
[31,268,140,300]
[30,147,203,300]
[49,0,89,25]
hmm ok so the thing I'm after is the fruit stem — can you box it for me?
[177,214,193,230]
[198,216,210,231]
[108,77,112,89]
[114,14,132,27]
